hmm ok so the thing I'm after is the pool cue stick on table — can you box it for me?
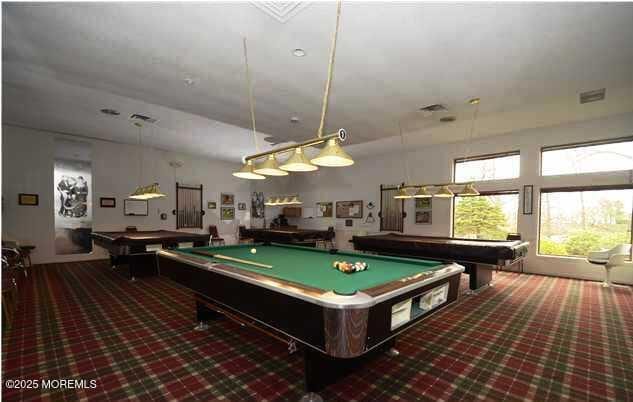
[191,250,273,269]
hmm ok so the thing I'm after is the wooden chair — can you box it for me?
[208,225,225,246]
[2,252,20,328]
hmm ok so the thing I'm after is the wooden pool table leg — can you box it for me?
[467,264,493,292]
[194,300,223,331]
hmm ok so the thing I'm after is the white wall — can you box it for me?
[2,125,253,264]
[264,112,633,284]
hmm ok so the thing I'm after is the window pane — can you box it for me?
[539,189,633,257]
[453,193,519,240]
[542,141,633,176]
[455,154,520,182]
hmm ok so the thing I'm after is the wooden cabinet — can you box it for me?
[283,207,302,218]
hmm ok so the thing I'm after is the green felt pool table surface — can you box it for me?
[175,244,444,295]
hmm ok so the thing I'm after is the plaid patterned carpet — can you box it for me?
[2,260,632,401]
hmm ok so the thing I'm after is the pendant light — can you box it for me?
[279,148,318,172]
[435,185,454,198]
[288,195,303,205]
[413,186,432,198]
[311,139,354,167]
[233,160,265,180]
[459,182,480,196]
[254,154,288,176]
[394,186,412,199]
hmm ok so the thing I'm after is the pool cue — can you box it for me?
[191,250,273,269]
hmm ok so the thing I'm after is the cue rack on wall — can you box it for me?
[175,183,204,229]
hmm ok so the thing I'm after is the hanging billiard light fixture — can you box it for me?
[434,185,455,198]
[394,186,412,199]
[129,123,166,200]
[239,0,353,176]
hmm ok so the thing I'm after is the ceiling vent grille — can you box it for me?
[130,114,158,124]
[419,104,448,113]
[250,2,310,23]
[579,88,606,104]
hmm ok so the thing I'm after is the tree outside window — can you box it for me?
[454,193,518,240]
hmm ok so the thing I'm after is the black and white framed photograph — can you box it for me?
[238,202,246,211]
[523,185,533,215]
[415,210,432,224]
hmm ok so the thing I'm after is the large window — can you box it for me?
[539,186,633,257]
[453,191,519,240]
[541,138,633,176]
[454,151,520,183]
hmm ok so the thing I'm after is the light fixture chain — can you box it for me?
[398,121,411,185]
[317,0,342,138]
[138,124,143,187]
[465,100,480,160]
[243,37,260,153]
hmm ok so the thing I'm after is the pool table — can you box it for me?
[241,227,334,246]
[352,233,529,291]
[157,243,463,397]
[91,230,209,280]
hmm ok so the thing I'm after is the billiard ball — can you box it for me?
[250,248,257,254]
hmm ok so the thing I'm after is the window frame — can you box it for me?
[540,136,633,177]
[451,189,520,239]
[453,150,521,183]
[537,184,633,258]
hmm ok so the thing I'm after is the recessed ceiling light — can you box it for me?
[292,48,306,57]
[440,116,456,123]
[100,108,120,116]
[290,116,301,123]
[183,77,199,86]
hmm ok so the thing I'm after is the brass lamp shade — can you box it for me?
[434,185,454,198]
[288,195,302,205]
[393,187,412,199]
[233,160,266,180]
[280,196,292,205]
[279,148,318,172]
[459,182,480,196]
[254,155,288,176]
[413,186,432,198]
[130,183,167,200]
[311,139,354,167]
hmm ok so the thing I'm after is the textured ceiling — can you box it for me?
[2,2,633,162]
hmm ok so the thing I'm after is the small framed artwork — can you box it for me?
[523,185,533,215]
[221,207,235,221]
[415,198,432,210]
[415,210,432,225]
[100,197,116,208]
[336,200,363,219]
[207,201,217,209]
[345,219,353,227]
[238,202,246,211]
[124,199,148,216]
[221,193,235,205]
[316,202,333,218]
[18,193,38,206]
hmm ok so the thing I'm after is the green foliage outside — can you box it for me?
[454,196,511,240]
[539,197,631,257]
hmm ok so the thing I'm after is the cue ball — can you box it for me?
[250,248,257,254]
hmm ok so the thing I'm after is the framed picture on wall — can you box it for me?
[316,202,333,218]
[207,201,217,209]
[124,199,148,216]
[221,207,235,221]
[18,193,38,206]
[523,185,533,215]
[336,200,363,219]
[415,210,432,225]
[100,197,116,208]
[221,193,234,205]
[415,198,431,209]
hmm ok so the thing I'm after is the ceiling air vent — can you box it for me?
[440,116,456,123]
[419,104,448,113]
[130,113,158,124]
[580,88,606,104]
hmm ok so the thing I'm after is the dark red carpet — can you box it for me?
[2,260,632,401]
